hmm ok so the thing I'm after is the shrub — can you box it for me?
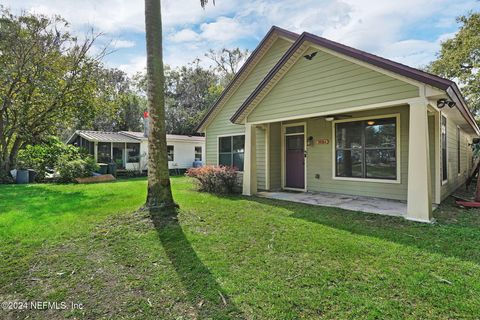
[56,155,99,183]
[186,165,238,194]
[17,136,85,181]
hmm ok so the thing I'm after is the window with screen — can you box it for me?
[127,143,140,163]
[98,142,111,163]
[195,146,202,161]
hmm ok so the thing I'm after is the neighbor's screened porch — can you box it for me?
[95,142,141,169]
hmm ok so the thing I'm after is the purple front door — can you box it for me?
[285,134,305,189]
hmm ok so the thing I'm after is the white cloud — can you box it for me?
[4,0,480,72]
[117,56,146,76]
[165,16,255,69]
[168,29,200,43]
[245,0,351,36]
[199,17,253,42]
[112,39,135,49]
[168,16,254,47]
[3,0,238,33]
[379,32,457,68]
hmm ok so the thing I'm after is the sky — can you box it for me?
[3,0,480,76]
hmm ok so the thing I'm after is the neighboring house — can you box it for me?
[196,26,480,223]
[67,131,205,171]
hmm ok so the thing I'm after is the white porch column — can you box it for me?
[407,101,433,222]
[94,142,98,162]
[124,142,128,168]
[110,142,113,163]
[243,123,257,196]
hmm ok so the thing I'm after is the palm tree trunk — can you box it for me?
[144,0,176,210]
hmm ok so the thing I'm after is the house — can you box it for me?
[196,26,480,223]
[67,130,205,172]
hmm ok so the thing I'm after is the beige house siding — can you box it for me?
[440,116,473,200]
[205,38,292,165]
[246,48,419,123]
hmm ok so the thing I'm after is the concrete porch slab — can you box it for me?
[256,191,408,217]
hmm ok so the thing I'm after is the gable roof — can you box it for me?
[195,26,299,132]
[230,31,479,135]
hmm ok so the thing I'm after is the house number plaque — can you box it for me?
[316,139,329,145]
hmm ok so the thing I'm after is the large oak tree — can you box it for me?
[0,8,106,179]
[427,12,480,115]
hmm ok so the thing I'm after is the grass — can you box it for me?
[0,177,479,319]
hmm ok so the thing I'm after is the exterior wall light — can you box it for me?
[448,101,456,108]
[437,99,447,108]
[307,136,314,146]
[437,98,456,109]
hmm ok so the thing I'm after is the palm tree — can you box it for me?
[144,0,212,210]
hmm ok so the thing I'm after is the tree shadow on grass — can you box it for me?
[248,196,480,266]
[150,209,244,319]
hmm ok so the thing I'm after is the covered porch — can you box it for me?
[242,99,440,223]
[68,131,144,171]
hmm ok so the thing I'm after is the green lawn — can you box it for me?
[1,177,480,319]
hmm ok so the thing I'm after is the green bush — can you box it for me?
[56,155,99,183]
[17,136,86,181]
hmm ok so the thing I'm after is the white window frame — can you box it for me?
[331,113,401,184]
